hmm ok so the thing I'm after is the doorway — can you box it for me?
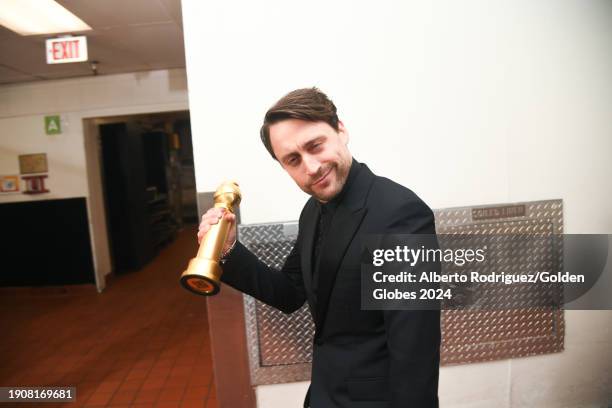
[83,111,197,288]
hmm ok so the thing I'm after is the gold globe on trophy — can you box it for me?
[180,181,241,295]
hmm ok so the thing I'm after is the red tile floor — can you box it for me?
[0,227,217,408]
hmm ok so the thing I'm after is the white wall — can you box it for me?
[181,0,612,407]
[0,69,189,289]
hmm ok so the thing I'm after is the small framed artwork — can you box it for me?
[19,153,48,174]
[0,175,20,192]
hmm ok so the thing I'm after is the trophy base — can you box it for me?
[180,258,222,296]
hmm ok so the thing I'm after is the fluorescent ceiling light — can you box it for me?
[0,0,91,36]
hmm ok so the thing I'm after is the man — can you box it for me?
[198,88,440,407]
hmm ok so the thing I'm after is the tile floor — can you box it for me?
[0,227,217,408]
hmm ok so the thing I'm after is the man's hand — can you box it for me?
[197,207,237,254]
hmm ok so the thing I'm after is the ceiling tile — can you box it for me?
[158,0,183,27]
[0,26,20,41]
[0,39,49,75]
[96,23,185,67]
[57,0,172,29]
[0,64,40,84]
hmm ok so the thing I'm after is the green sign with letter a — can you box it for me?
[45,115,61,135]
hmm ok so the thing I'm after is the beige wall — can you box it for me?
[181,0,612,406]
[0,69,189,290]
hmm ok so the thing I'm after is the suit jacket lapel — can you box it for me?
[300,199,318,313]
[314,164,375,335]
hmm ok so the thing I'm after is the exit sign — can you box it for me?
[46,36,88,64]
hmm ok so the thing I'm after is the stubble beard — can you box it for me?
[310,160,350,203]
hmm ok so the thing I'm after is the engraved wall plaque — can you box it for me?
[19,153,48,174]
[471,204,526,221]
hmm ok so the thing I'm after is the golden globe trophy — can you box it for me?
[180,181,241,296]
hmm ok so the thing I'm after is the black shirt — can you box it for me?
[312,158,362,298]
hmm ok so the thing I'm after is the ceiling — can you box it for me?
[0,0,185,85]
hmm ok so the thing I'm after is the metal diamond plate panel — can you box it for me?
[239,222,314,385]
[239,199,564,385]
[435,200,564,365]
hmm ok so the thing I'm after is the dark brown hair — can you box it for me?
[260,87,339,160]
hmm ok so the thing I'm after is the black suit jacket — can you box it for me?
[221,162,440,408]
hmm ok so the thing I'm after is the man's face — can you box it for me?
[269,119,352,202]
